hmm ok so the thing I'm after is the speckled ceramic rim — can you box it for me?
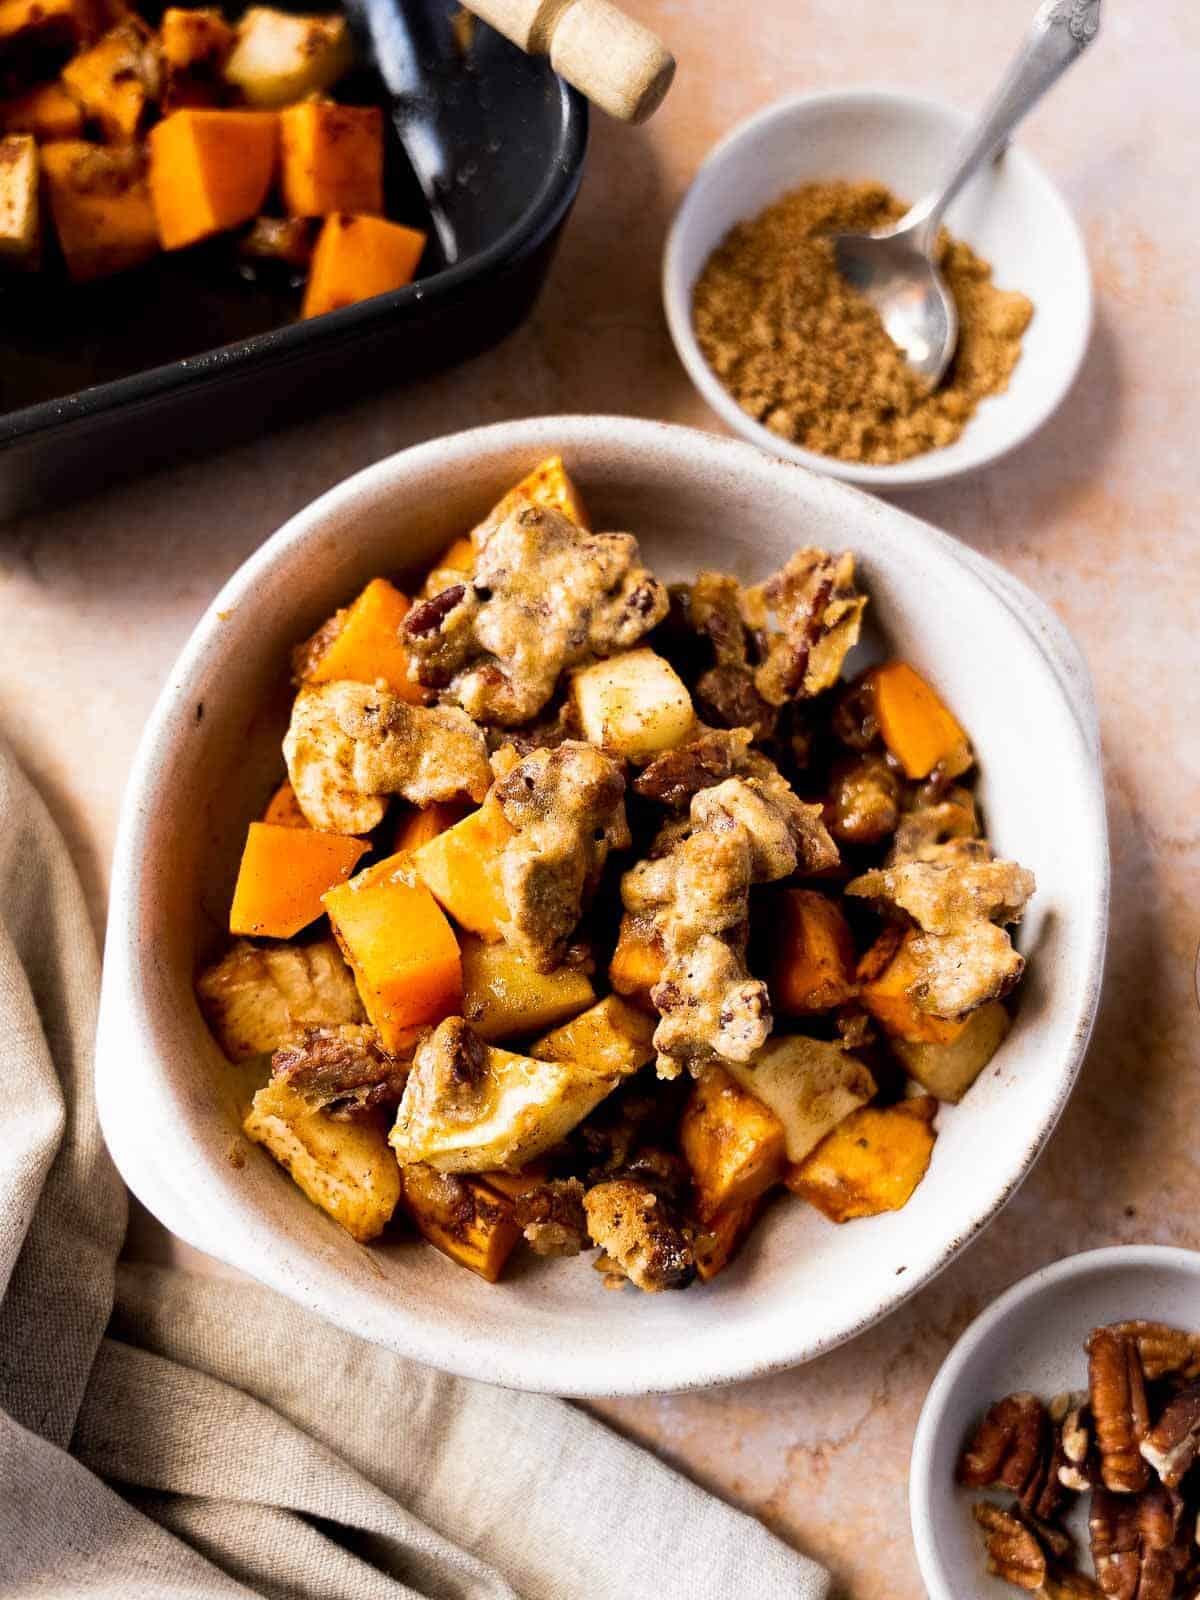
[97,417,1108,1396]
[909,1246,1200,1598]
[662,86,1095,489]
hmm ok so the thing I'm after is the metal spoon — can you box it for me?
[832,0,1102,388]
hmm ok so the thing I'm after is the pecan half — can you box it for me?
[959,1393,1064,1519]
[1141,1381,1200,1489]
[973,1501,1047,1591]
[1089,1328,1152,1494]
[1105,1323,1200,1383]
[1090,1484,1190,1600]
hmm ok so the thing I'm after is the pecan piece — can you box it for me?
[1089,1328,1152,1494]
[958,1392,1066,1522]
[1105,1323,1200,1383]
[512,1178,588,1258]
[1090,1484,1190,1600]
[632,727,752,809]
[973,1501,1047,1591]
[1053,1393,1099,1492]
[271,1023,408,1119]
[1041,1573,1105,1599]
[1141,1381,1200,1489]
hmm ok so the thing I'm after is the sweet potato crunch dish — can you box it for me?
[197,456,1037,1292]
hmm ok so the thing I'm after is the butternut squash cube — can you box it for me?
[471,454,591,541]
[62,20,156,143]
[608,912,665,1011]
[149,108,279,250]
[786,1098,938,1222]
[770,888,857,1015]
[399,1162,520,1281]
[229,821,368,939]
[680,1064,787,1222]
[280,99,383,218]
[223,6,353,107]
[694,1197,762,1283]
[888,1000,1010,1104]
[301,210,425,318]
[392,800,467,857]
[0,133,39,269]
[858,928,967,1046]
[262,778,308,828]
[296,577,422,702]
[422,535,475,597]
[160,6,234,107]
[244,1078,400,1242]
[868,661,971,781]
[530,994,655,1078]
[323,854,462,1053]
[723,1035,876,1165]
[411,798,513,939]
[459,934,594,1042]
[0,81,83,140]
[570,647,696,763]
[41,140,157,282]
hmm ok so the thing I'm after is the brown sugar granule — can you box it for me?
[691,179,1034,464]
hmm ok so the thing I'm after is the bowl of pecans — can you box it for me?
[911,1245,1200,1599]
[663,88,1093,489]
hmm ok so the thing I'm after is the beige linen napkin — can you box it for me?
[0,740,831,1600]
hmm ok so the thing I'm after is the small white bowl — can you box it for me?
[663,88,1093,489]
[95,417,1107,1397]
[910,1246,1200,1599]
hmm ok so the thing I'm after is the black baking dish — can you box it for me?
[0,0,587,518]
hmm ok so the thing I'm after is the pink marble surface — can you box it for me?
[3,2,1198,1594]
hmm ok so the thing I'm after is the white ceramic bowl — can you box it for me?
[96,417,1108,1397]
[663,89,1094,489]
[911,1246,1200,1599]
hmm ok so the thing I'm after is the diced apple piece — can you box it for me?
[228,821,368,939]
[694,1197,762,1282]
[391,1023,623,1173]
[244,1078,400,1242]
[411,797,513,939]
[680,1064,787,1222]
[608,912,665,1011]
[570,648,696,763]
[459,934,594,1043]
[888,1001,1010,1103]
[0,133,38,269]
[195,937,363,1062]
[786,1098,938,1222]
[398,1162,520,1281]
[323,854,461,1054]
[530,994,655,1078]
[723,1035,876,1165]
[223,5,352,107]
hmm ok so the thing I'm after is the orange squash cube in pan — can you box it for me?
[302,211,426,319]
[229,822,368,938]
[280,100,383,218]
[149,108,279,249]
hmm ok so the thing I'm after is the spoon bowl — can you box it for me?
[832,225,958,388]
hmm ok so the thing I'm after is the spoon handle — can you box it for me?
[906,0,1102,245]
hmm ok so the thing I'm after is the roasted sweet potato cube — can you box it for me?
[867,661,972,781]
[294,577,422,702]
[608,912,666,1011]
[262,778,308,828]
[280,99,383,218]
[244,1078,401,1242]
[858,928,967,1046]
[770,888,857,1015]
[0,80,83,138]
[302,210,425,318]
[41,140,157,282]
[399,1162,520,1281]
[680,1064,787,1223]
[0,132,38,269]
[888,1000,1010,1103]
[149,108,279,250]
[323,854,462,1053]
[228,821,368,939]
[411,798,513,939]
[786,1098,938,1222]
[694,1197,762,1283]
[62,20,157,143]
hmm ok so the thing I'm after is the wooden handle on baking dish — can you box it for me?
[461,0,675,123]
